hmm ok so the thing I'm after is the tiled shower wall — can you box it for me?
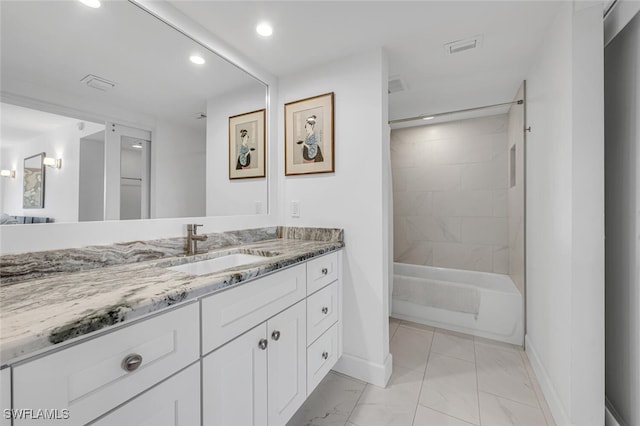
[392,114,509,273]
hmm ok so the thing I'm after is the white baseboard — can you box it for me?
[525,335,572,426]
[333,352,393,388]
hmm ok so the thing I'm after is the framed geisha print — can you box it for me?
[284,92,334,175]
[228,109,266,179]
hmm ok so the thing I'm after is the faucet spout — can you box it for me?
[186,224,208,255]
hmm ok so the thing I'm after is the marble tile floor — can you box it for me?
[287,318,555,426]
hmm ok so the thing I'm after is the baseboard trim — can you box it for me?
[525,335,572,426]
[333,352,393,388]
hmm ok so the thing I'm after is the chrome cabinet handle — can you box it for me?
[322,351,329,360]
[321,268,328,275]
[122,354,143,372]
[271,330,281,341]
[258,339,268,350]
[322,307,329,315]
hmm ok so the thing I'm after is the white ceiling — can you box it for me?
[170,1,563,123]
[0,103,83,146]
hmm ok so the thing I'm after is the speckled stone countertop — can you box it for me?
[0,226,344,366]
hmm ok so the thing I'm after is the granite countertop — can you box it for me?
[0,227,344,366]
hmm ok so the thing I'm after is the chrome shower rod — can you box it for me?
[388,99,524,124]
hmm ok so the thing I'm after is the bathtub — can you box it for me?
[392,263,524,345]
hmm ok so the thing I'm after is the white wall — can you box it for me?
[278,49,391,386]
[206,83,267,216]
[604,8,640,426]
[391,115,509,274]
[78,133,105,222]
[1,121,104,223]
[525,2,604,425]
[152,119,206,218]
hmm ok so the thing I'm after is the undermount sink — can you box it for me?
[167,253,269,276]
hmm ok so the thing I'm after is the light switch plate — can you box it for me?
[291,201,300,218]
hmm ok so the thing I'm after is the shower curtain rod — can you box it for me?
[388,99,524,125]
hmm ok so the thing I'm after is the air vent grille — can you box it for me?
[80,74,115,91]
[388,76,407,94]
[444,35,483,55]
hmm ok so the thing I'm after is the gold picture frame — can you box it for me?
[284,92,334,175]
[229,109,266,179]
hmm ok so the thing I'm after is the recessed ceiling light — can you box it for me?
[132,144,143,149]
[190,55,205,65]
[423,116,435,120]
[256,22,273,37]
[78,0,101,8]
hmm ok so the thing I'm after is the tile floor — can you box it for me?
[287,318,555,426]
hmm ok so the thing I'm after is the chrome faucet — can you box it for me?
[186,224,208,256]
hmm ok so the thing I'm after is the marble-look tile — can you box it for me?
[475,341,538,407]
[430,329,475,363]
[348,365,423,426]
[432,191,493,218]
[420,353,480,425]
[398,320,435,333]
[393,191,433,217]
[287,372,365,426]
[406,165,462,193]
[390,325,433,371]
[461,162,507,191]
[478,392,547,426]
[493,190,508,218]
[460,217,508,246]
[389,317,401,342]
[492,246,509,275]
[413,405,477,425]
[432,242,493,273]
[394,240,433,266]
[405,216,461,244]
[433,135,496,166]
[519,351,556,426]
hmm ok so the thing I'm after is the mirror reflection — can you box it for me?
[0,0,268,224]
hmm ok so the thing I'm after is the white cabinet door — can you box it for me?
[1,368,10,426]
[202,323,268,426]
[92,363,200,426]
[267,300,306,426]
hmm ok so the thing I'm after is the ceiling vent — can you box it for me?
[81,74,115,91]
[444,35,483,55]
[388,75,407,94]
[195,112,207,119]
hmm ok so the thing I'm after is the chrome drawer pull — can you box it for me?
[321,268,328,275]
[258,339,268,350]
[122,354,143,372]
[322,351,329,360]
[322,307,329,315]
[271,330,281,341]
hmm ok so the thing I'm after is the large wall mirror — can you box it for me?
[0,0,268,225]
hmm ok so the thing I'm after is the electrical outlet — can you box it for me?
[291,201,300,218]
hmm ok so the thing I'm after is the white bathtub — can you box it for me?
[392,263,524,345]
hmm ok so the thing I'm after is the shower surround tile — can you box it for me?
[391,114,509,275]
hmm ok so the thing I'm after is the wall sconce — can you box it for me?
[0,169,16,178]
[43,157,62,169]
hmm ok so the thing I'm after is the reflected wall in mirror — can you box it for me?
[22,153,44,209]
[0,0,268,225]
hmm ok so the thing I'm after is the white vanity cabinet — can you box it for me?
[11,302,200,425]
[1,368,10,426]
[202,300,306,426]
[4,249,342,426]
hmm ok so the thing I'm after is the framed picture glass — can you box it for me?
[228,109,266,179]
[23,152,45,208]
[284,92,334,175]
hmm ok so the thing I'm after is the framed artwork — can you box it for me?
[23,152,45,208]
[229,109,266,179]
[284,92,334,175]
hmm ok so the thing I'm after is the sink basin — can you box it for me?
[167,253,269,276]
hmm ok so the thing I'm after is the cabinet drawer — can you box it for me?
[13,303,199,426]
[307,323,338,396]
[92,363,200,426]
[307,281,338,345]
[201,264,306,355]
[306,252,338,295]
